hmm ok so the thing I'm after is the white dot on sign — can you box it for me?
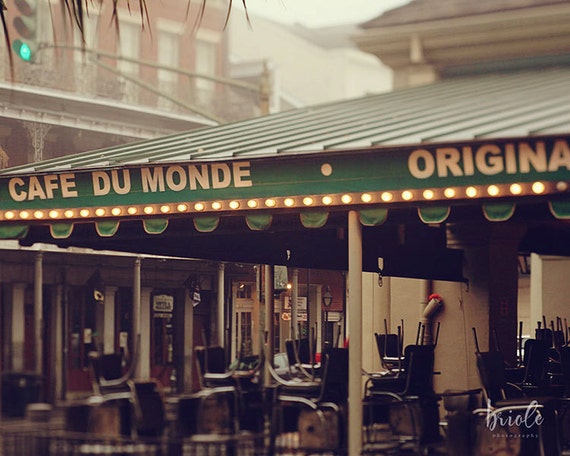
[321,163,333,176]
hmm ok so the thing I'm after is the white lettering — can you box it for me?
[408,139,570,179]
[211,164,231,188]
[111,170,131,195]
[519,142,547,173]
[505,144,518,174]
[43,175,59,199]
[141,167,165,192]
[165,166,187,192]
[548,140,570,171]
[92,171,111,196]
[60,173,78,198]
[408,149,435,179]
[188,165,209,190]
[462,147,475,176]
[475,144,503,175]
[28,176,47,200]
[233,161,253,187]
[436,147,463,177]
[8,177,26,202]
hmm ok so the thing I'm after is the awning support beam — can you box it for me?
[348,210,363,456]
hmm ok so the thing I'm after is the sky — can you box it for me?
[237,0,411,28]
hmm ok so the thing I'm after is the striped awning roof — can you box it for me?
[2,67,569,174]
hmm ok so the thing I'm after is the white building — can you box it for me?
[228,15,392,112]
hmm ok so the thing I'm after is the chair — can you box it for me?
[375,333,403,372]
[268,347,348,453]
[472,402,561,456]
[474,328,563,454]
[365,344,436,399]
[67,392,134,437]
[284,339,318,380]
[128,379,166,438]
[176,386,240,436]
[88,352,134,395]
[364,344,442,453]
[88,336,139,396]
[195,344,264,433]
[194,345,236,388]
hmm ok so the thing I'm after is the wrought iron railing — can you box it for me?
[1,45,268,124]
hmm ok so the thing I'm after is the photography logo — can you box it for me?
[485,399,543,438]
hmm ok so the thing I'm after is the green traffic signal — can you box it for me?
[12,0,38,63]
[12,39,33,61]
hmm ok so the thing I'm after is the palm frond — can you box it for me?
[0,1,14,78]
[2,0,248,71]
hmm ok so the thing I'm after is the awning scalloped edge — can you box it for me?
[300,212,329,228]
[0,224,29,239]
[418,206,450,224]
[50,223,74,239]
[549,199,570,219]
[193,216,220,233]
[96,221,120,237]
[482,203,516,222]
[359,208,388,226]
[246,214,273,231]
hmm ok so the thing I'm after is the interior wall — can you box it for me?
[530,254,570,333]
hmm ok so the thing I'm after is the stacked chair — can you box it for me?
[471,325,563,456]
[60,336,172,454]
[268,337,349,455]
[168,339,266,455]
[362,322,443,455]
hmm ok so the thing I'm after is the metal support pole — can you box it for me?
[34,252,43,374]
[348,210,363,456]
[217,263,225,346]
[291,268,299,339]
[264,265,274,386]
[133,256,142,378]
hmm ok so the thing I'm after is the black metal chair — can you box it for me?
[87,336,139,396]
[364,343,442,453]
[194,345,236,389]
[374,319,405,373]
[472,401,560,456]
[268,346,348,453]
[284,338,319,381]
[128,379,166,438]
[473,327,563,455]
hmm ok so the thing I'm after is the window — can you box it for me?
[158,30,180,83]
[195,38,217,103]
[118,22,140,75]
[157,29,180,109]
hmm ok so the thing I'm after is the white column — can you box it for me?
[12,283,26,371]
[291,268,299,339]
[54,285,64,400]
[183,290,194,393]
[217,263,225,346]
[348,210,363,456]
[139,287,152,379]
[34,252,43,373]
[103,287,118,354]
[133,257,142,378]
[264,265,274,386]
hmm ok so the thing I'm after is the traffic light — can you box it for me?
[11,0,38,62]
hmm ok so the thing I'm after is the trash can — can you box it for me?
[1,371,43,418]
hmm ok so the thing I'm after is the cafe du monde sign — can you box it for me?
[0,135,568,223]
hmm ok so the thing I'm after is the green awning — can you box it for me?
[550,199,570,219]
[482,203,516,222]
